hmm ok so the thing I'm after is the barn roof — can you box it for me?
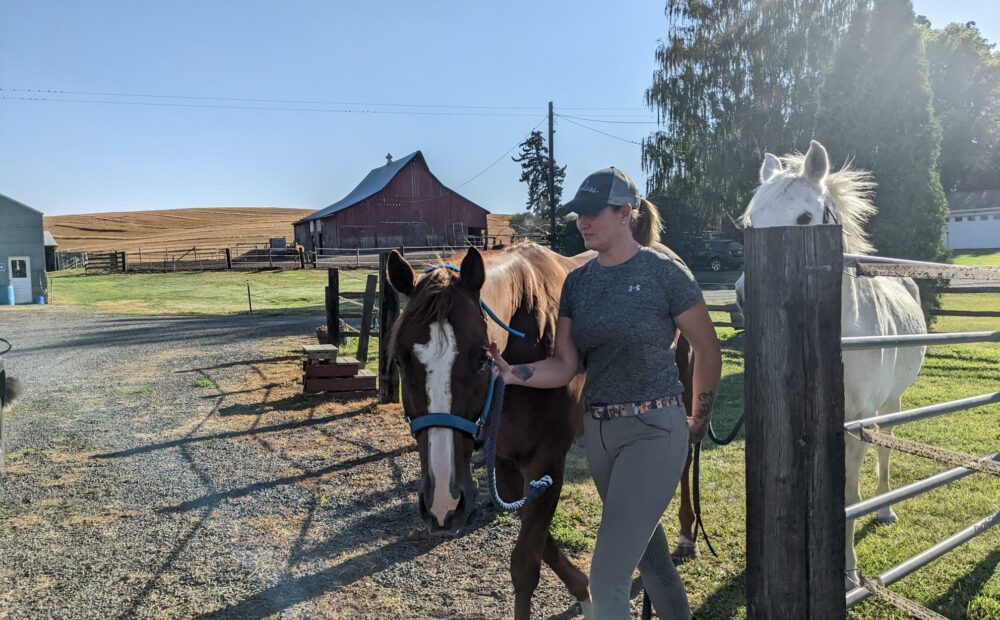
[44,231,58,247]
[298,151,425,223]
[947,189,1000,213]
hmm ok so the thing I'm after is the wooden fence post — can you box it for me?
[325,268,339,346]
[120,251,127,273]
[224,248,232,270]
[356,274,378,364]
[744,225,846,619]
[378,252,401,403]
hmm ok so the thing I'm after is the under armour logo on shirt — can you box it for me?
[628,284,641,292]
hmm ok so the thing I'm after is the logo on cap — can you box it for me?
[579,181,600,194]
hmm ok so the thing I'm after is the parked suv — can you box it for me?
[690,239,744,272]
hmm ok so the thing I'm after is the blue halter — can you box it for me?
[407,358,499,444]
[404,264,521,442]
[403,263,553,511]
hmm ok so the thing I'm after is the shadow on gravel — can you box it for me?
[93,408,369,460]
[18,315,320,354]
[159,445,416,514]
[197,503,492,620]
[174,355,301,373]
[215,393,326,417]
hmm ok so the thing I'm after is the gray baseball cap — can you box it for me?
[557,167,641,217]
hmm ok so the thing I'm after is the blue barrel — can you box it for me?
[3,285,14,305]
[35,294,46,305]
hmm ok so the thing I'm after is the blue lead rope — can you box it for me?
[480,374,554,511]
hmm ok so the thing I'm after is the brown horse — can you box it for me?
[386,243,592,619]
[386,241,700,618]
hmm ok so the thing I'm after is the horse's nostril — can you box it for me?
[797,212,813,225]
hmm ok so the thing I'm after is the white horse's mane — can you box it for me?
[741,152,878,255]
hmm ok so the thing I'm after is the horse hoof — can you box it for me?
[672,542,697,565]
[876,508,898,524]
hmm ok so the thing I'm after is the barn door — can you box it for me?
[8,257,31,304]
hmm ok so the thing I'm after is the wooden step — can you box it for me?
[305,357,361,378]
[304,369,376,394]
[301,344,339,360]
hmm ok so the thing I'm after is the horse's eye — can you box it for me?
[797,212,813,225]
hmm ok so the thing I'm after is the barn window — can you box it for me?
[993,214,1000,220]
[979,215,989,220]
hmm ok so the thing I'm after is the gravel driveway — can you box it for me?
[0,307,595,619]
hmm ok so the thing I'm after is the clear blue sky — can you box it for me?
[1,1,996,217]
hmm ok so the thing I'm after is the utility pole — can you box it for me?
[548,101,556,243]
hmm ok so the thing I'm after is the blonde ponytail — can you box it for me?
[630,197,663,247]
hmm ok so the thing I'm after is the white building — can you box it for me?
[944,190,1000,251]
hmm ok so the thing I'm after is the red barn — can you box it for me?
[294,151,489,251]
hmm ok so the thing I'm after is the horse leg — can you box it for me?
[509,465,562,620]
[542,533,593,619]
[674,443,697,562]
[844,434,868,588]
[874,397,901,524]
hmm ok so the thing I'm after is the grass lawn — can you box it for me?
[952,249,1000,266]
[48,268,376,316]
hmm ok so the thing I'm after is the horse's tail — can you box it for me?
[3,376,21,409]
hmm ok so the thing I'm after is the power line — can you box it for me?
[559,113,660,125]
[1,88,655,116]
[1,87,546,112]
[454,117,547,189]
[556,114,646,146]
[373,116,547,204]
[0,95,546,118]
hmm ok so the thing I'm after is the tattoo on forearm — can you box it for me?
[511,365,535,382]
[694,392,715,421]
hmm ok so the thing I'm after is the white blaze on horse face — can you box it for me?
[413,321,461,527]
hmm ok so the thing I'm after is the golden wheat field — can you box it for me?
[44,207,314,253]
[45,208,515,253]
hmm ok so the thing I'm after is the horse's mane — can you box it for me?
[740,153,877,255]
[389,242,568,358]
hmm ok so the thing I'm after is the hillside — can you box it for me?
[47,208,515,253]
[44,207,313,253]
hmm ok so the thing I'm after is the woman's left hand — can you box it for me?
[688,416,708,443]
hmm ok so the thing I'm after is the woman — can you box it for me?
[490,168,722,619]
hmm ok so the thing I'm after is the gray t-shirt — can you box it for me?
[559,246,703,404]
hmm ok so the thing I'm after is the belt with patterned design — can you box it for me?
[587,393,684,420]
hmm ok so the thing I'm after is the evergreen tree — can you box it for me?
[923,21,1000,192]
[644,0,861,236]
[820,0,948,265]
[511,131,566,219]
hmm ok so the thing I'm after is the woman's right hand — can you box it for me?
[488,342,514,383]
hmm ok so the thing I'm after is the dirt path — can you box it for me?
[0,307,592,619]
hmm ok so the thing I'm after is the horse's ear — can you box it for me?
[459,247,486,294]
[386,250,415,296]
[760,153,782,183]
[803,140,830,183]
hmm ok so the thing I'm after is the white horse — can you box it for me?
[736,140,927,588]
